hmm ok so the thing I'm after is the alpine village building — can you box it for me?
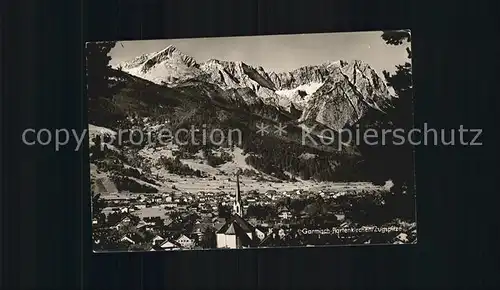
[216,174,259,249]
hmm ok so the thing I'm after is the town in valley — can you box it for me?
[88,30,417,252]
[92,174,416,251]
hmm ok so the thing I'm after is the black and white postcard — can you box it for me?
[87,30,416,252]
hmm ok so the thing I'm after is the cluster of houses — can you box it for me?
[93,174,320,251]
[92,176,413,251]
[96,185,361,225]
[93,212,297,251]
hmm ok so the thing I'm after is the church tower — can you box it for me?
[232,174,242,216]
[216,173,258,249]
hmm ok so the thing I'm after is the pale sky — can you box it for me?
[108,31,410,74]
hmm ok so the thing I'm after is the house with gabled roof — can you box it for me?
[151,235,165,245]
[258,230,281,247]
[120,236,136,245]
[216,214,257,248]
[254,226,266,241]
[111,215,133,230]
[120,232,143,245]
[175,234,194,249]
[278,209,293,220]
[159,239,183,251]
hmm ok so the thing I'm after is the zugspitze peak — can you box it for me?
[115,45,394,130]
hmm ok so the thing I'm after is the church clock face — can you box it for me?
[233,202,241,216]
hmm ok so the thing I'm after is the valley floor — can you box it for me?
[157,177,384,194]
[92,180,416,252]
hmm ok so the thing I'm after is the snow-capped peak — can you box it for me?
[160,44,178,53]
[206,58,220,64]
[117,45,201,84]
[142,45,197,70]
[115,47,394,128]
[117,52,155,69]
[150,45,176,59]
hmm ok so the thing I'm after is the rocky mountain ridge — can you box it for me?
[115,45,394,130]
[87,44,401,191]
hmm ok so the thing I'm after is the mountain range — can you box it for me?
[88,44,398,193]
[114,45,394,130]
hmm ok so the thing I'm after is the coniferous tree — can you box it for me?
[357,29,414,197]
[380,29,414,195]
[91,192,106,219]
[86,41,117,101]
[382,30,413,132]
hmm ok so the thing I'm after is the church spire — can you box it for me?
[233,174,242,216]
[236,174,241,202]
